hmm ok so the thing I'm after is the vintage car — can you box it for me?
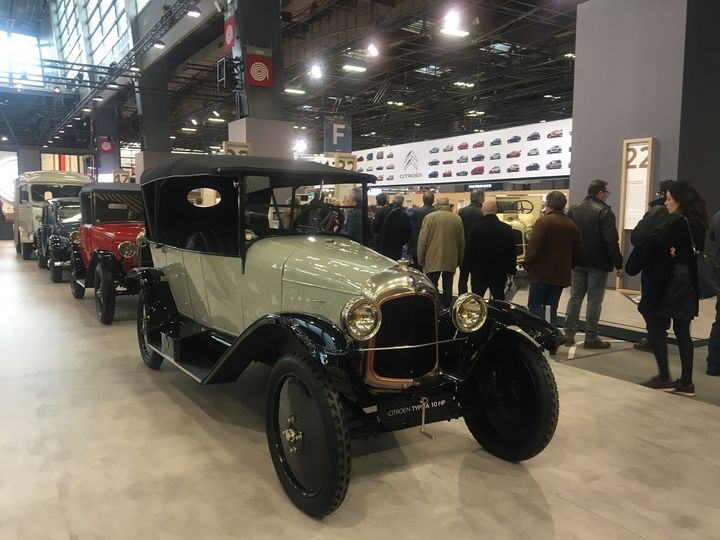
[69,183,146,324]
[13,171,91,259]
[496,194,544,267]
[133,156,560,517]
[35,197,82,282]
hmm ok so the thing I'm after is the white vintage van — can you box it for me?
[13,171,92,259]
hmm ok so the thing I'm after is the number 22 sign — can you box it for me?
[620,137,655,231]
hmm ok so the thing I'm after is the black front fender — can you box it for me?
[486,300,561,353]
[204,313,353,385]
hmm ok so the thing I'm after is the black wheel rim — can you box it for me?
[94,270,103,315]
[474,354,540,443]
[272,374,328,497]
[139,301,152,357]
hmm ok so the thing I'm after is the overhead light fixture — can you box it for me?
[300,126,307,130]
[74,117,81,120]
[59,130,65,134]
[54,136,60,139]
[53,86,60,93]
[414,123,421,126]
[453,81,475,89]
[212,110,220,117]
[92,96,103,102]
[465,110,485,117]
[293,139,308,153]
[181,127,197,132]
[15,83,22,91]
[441,10,469,37]
[284,87,306,95]
[48,140,53,143]
[361,131,376,137]
[190,118,198,126]
[130,66,140,72]
[186,4,201,17]
[107,83,120,90]
[208,145,221,150]
[386,101,404,106]
[342,64,367,73]
[207,117,225,123]
[42,145,48,148]
[309,63,322,79]
[66,124,72,127]
[564,52,576,59]
[169,135,176,139]
[1,136,7,142]
[82,108,91,112]
[293,125,299,129]
[152,39,166,49]
[367,43,379,57]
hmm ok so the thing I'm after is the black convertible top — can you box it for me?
[140,155,376,186]
[80,182,141,194]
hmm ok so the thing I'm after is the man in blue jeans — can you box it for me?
[525,191,583,330]
[563,180,624,349]
[707,208,720,376]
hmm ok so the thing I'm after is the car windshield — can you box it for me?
[93,192,144,223]
[31,184,83,202]
[244,176,365,240]
[57,205,81,224]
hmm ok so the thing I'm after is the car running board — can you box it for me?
[148,327,233,383]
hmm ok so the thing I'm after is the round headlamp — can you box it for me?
[452,293,488,333]
[118,241,136,259]
[136,230,147,248]
[341,297,381,341]
[69,231,80,244]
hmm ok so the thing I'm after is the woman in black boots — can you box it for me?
[638,181,708,396]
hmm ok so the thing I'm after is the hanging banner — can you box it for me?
[223,15,236,51]
[245,55,273,88]
[98,138,114,153]
[324,116,352,153]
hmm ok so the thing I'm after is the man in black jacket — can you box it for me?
[376,194,411,260]
[457,189,485,294]
[464,199,516,299]
[563,179,624,349]
[408,191,435,269]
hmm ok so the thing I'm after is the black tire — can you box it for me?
[21,242,32,260]
[37,247,47,269]
[266,353,351,517]
[462,334,559,462]
[50,259,63,283]
[94,261,116,324]
[137,290,163,369]
[70,253,85,299]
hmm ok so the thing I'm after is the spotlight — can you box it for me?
[187,4,201,17]
[152,39,166,49]
[212,110,220,117]
[441,10,469,37]
[367,43,379,57]
[190,118,198,126]
[309,63,322,79]
[293,139,308,153]
[1,136,7,142]
[53,86,60,93]
[342,64,367,73]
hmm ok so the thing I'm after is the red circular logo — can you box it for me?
[224,24,234,47]
[99,140,112,152]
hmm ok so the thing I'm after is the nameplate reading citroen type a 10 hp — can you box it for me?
[378,392,456,428]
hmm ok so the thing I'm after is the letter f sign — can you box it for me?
[333,123,345,145]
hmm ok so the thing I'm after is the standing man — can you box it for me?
[525,191,583,330]
[377,194,411,260]
[408,191,435,270]
[343,187,367,243]
[371,192,389,249]
[706,207,720,376]
[563,179,624,349]
[457,189,485,294]
[417,196,465,308]
[633,179,676,351]
[464,199,516,299]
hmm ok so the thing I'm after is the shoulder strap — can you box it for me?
[683,217,699,255]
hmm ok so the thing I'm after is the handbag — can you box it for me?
[683,217,720,299]
[504,275,518,302]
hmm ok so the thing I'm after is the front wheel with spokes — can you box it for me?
[265,353,351,517]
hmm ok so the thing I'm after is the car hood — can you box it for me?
[280,236,396,294]
[91,223,145,242]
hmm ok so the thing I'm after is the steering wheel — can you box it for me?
[512,200,534,214]
[290,203,346,234]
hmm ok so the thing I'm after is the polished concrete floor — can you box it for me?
[2,239,720,539]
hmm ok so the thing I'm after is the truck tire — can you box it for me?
[266,353,351,518]
[37,247,47,269]
[462,333,559,462]
[94,261,116,324]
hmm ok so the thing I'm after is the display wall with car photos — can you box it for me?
[353,118,572,186]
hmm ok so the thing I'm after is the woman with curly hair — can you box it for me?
[639,181,708,396]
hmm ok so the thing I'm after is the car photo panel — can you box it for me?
[353,118,572,186]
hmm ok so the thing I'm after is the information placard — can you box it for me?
[619,138,654,231]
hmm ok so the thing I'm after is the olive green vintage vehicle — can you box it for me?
[134,155,560,517]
